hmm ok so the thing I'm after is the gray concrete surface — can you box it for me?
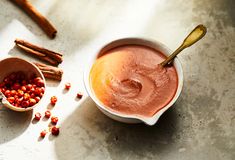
[0,0,234,160]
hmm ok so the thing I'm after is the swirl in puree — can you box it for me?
[90,45,178,117]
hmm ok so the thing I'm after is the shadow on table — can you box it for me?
[0,107,32,144]
[54,97,179,160]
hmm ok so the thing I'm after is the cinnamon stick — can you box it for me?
[34,62,63,81]
[15,39,63,66]
[10,0,57,38]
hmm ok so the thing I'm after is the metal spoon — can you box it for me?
[160,24,207,67]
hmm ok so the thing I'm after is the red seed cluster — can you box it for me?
[0,72,45,108]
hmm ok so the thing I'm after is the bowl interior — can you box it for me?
[0,57,45,111]
[84,38,183,125]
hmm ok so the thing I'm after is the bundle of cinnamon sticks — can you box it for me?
[10,1,64,81]
[15,39,62,66]
[15,39,63,81]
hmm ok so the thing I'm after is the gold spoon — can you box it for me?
[160,24,207,67]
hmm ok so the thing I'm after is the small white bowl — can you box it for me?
[0,57,46,112]
[84,38,183,125]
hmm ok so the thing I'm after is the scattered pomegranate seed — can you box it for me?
[34,112,42,121]
[45,110,51,118]
[50,96,57,105]
[76,92,83,99]
[40,130,47,138]
[51,116,58,124]
[51,126,59,136]
[65,83,71,90]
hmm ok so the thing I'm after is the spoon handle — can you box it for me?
[161,24,207,66]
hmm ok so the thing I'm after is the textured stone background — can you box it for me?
[0,0,234,160]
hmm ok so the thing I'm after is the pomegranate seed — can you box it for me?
[21,100,29,108]
[50,96,57,105]
[23,93,30,100]
[10,90,17,96]
[29,98,37,106]
[40,87,45,94]
[0,88,4,93]
[45,110,51,118]
[34,112,41,121]
[17,90,24,97]
[4,90,10,95]
[21,86,27,92]
[21,80,27,85]
[0,82,5,88]
[39,93,43,98]
[30,93,35,98]
[36,79,44,87]
[33,77,41,83]
[16,97,23,104]
[35,96,41,103]
[34,88,41,95]
[5,93,11,98]
[14,95,18,99]
[51,126,59,136]
[40,130,47,138]
[0,88,5,93]
[29,87,35,94]
[65,83,71,90]
[26,84,32,90]
[13,83,21,90]
[7,97,15,104]
[51,116,58,124]
[4,77,10,84]
[76,92,83,99]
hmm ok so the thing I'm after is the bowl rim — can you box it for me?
[84,37,183,124]
[0,57,46,112]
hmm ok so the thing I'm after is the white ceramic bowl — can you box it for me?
[0,57,46,112]
[84,38,183,125]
